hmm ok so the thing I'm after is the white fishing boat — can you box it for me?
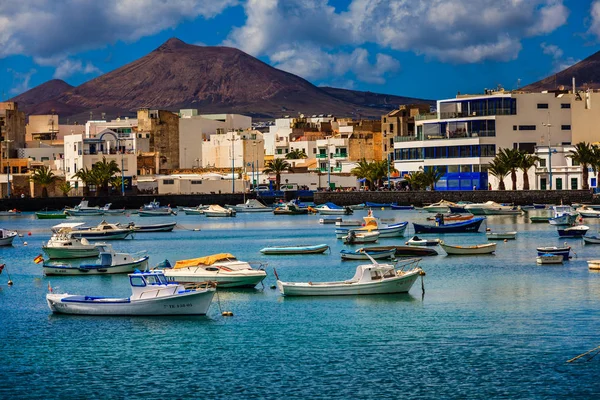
[43,233,101,259]
[138,200,176,216]
[583,235,600,244]
[576,206,600,218]
[486,231,517,240]
[423,200,457,213]
[549,205,578,226]
[319,217,342,224]
[43,244,148,275]
[164,253,266,288]
[260,244,330,255]
[343,231,380,244]
[228,199,271,213]
[315,203,353,215]
[335,220,362,227]
[537,254,564,265]
[440,241,497,255]
[465,201,516,215]
[0,228,17,246]
[339,248,396,260]
[482,207,523,216]
[67,221,133,240]
[405,236,441,246]
[46,270,216,315]
[587,260,600,270]
[127,222,177,232]
[182,206,207,215]
[276,256,424,296]
[204,204,236,217]
[64,200,111,216]
[335,210,407,239]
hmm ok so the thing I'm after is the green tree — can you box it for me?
[497,148,521,190]
[263,159,292,190]
[568,142,593,190]
[57,180,73,197]
[73,167,96,196]
[488,158,510,190]
[30,166,58,198]
[518,152,541,191]
[420,167,444,191]
[285,149,307,160]
[351,159,374,189]
[404,171,426,190]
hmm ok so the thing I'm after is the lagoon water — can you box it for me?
[1,209,600,399]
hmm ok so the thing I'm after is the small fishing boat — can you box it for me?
[583,235,600,244]
[46,270,215,315]
[182,206,207,215]
[343,231,380,244]
[319,217,342,224]
[273,203,308,215]
[68,221,133,240]
[43,234,101,259]
[128,222,177,232]
[557,225,589,238]
[426,213,474,222]
[533,203,547,209]
[349,203,366,210]
[103,206,126,215]
[365,202,396,208]
[587,260,600,270]
[43,245,149,275]
[204,204,236,217]
[335,210,408,238]
[405,236,440,246]
[486,231,517,240]
[64,200,110,216]
[413,217,486,234]
[536,246,571,258]
[537,254,564,265]
[440,241,496,255]
[549,205,578,226]
[482,207,523,216]
[164,253,266,288]
[340,248,395,260]
[464,201,513,215]
[423,200,457,213]
[228,199,271,213]
[529,216,551,223]
[260,244,329,255]
[138,200,176,216]
[0,228,18,246]
[276,257,424,296]
[335,220,362,227]
[576,206,600,218]
[36,211,67,219]
[0,209,21,216]
[364,245,438,257]
[448,205,467,213]
[315,203,353,215]
[390,205,414,210]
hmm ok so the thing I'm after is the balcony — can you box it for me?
[439,109,513,119]
[316,154,328,159]
[415,113,438,121]
[394,135,422,142]
[333,167,342,172]
[333,153,348,158]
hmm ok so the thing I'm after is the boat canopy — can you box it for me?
[174,253,236,269]
[321,202,343,209]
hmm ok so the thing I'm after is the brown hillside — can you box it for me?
[523,50,600,91]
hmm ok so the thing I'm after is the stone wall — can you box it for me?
[314,190,594,206]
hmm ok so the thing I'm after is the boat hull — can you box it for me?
[36,212,67,219]
[583,236,600,244]
[260,244,329,255]
[587,260,600,270]
[340,249,395,260]
[557,227,589,238]
[536,247,570,258]
[335,222,407,239]
[133,222,177,232]
[537,255,564,264]
[278,270,421,296]
[413,217,485,234]
[364,246,438,256]
[486,232,517,240]
[43,257,149,276]
[46,289,215,315]
[549,214,578,226]
[71,231,132,240]
[0,235,16,246]
[42,247,100,259]
[441,243,496,255]
[165,273,266,289]
[423,206,450,213]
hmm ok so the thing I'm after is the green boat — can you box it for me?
[36,212,67,220]
[529,216,551,223]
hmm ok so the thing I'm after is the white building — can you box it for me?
[179,111,252,169]
[201,130,265,171]
[394,90,574,190]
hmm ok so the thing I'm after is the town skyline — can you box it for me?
[2,0,600,101]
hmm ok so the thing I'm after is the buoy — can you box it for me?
[381,207,385,210]
[580,217,584,222]
[7,280,13,286]
[419,271,426,276]
[270,285,276,289]
[193,228,201,231]
[18,234,23,237]
[222,311,234,317]
[504,239,508,243]
[28,232,31,236]
[486,228,491,232]
[23,242,28,246]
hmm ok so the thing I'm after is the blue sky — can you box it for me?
[2,0,600,101]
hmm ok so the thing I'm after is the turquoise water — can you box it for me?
[1,210,600,399]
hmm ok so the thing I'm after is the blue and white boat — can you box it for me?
[365,202,396,208]
[139,200,176,216]
[536,246,571,258]
[335,218,408,239]
[315,203,353,215]
[549,205,578,226]
[260,244,330,255]
[64,200,111,216]
[46,270,215,315]
[43,244,149,275]
[390,204,414,210]
[412,217,486,234]
[557,225,589,238]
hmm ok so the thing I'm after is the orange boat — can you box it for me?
[426,213,474,222]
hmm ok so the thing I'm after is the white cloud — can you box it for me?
[226,0,569,83]
[0,0,237,59]
[541,42,580,73]
[589,0,600,39]
[34,56,102,79]
[7,68,36,94]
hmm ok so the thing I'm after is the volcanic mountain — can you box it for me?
[523,50,600,91]
[11,38,432,120]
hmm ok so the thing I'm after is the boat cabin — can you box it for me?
[129,271,180,299]
[552,205,573,217]
[348,264,397,283]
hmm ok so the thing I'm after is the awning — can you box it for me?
[357,178,367,182]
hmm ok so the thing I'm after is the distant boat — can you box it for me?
[423,200,457,213]
[228,199,271,213]
[440,241,496,255]
[405,236,441,246]
[64,200,109,216]
[343,231,379,244]
[67,221,133,240]
[426,213,473,222]
[365,202,396,208]
[36,211,67,219]
[537,254,564,265]
[536,246,571,258]
[182,206,207,215]
[139,200,176,216]
[583,235,600,244]
[43,234,101,259]
[0,229,18,246]
[128,222,177,232]
[319,217,342,224]
[315,203,353,215]
[273,203,308,215]
[529,216,551,223]
[363,245,438,257]
[557,225,589,238]
[260,244,330,255]
[587,260,600,270]
[43,244,148,275]
[576,206,600,218]
[204,204,236,217]
[390,204,414,210]
[486,231,517,240]
[549,205,578,226]
[413,217,486,234]
[335,209,407,238]
[340,248,396,260]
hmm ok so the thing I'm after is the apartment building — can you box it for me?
[201,130,265,171]
[382,104,430,162]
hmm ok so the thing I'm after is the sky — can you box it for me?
[1,0,600,101]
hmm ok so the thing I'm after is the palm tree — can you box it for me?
[404,171,425,190]
[110,176,128,193]
[568,142,593,190]
[57,180,73,197]
[285,149,307,160]
[30,166,58,197]
[92,157,121,196]
[497,148,521,190]
[73,167,95,196]
[263,159,291,190]
[420,167,444,191]
[487,158,510,190]
[518,152,540,191]
[351,159,373,189]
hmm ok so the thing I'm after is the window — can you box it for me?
[312,148,316,154]
[513,125,517,131]
[130,276,146,287]
[592,178,597,188]
[383,117,387,123]
[539,158,546,167]
[389,124,394,133]
[517,143,536,154]
[163,179,174,185]
[571,178,578,190]
[572,159,580,166]
[561,125,571,130]
[540,178,547,190]
[191,180,202,184]
[537,103,549,109]
[481,145,496,157]
[556,178,562,190]
[561,103,571,109]
[519,125,536,131]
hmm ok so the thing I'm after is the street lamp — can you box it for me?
[118,138,125,196]
[327,137,331,190]
[3,139,13,198]
[227,135,238,193]
[542,114,552,190]
[387,152,391,190]
[253,141,257,189]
